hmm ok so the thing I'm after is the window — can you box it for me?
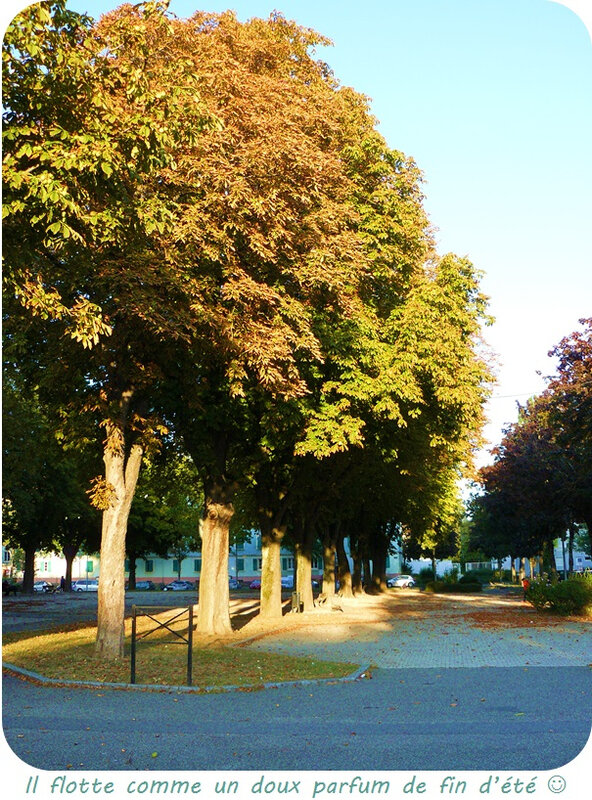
[145,559,154,573]
[86,560,93,573]
[253,558,263,571]
[236,558,244,572]
[42,561,51,572]
[312,556,323,569]
[193,559,202,573]
[282,557,294,571]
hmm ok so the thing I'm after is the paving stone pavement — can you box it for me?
[244,594,592,668]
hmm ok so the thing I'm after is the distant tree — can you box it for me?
[2,377,99,591]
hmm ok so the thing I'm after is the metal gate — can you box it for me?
[130,604,194,685]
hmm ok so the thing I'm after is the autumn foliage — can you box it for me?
[3,2,494,653]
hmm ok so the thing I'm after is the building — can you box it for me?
[25,532,404,586]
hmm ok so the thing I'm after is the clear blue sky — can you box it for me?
[4,0,592,460]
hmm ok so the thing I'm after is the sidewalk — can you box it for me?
[238,590,592,668]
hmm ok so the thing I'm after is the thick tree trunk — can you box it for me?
[260,530,284,618]
[95,438,143,660]
[62,543,78,591]
[295,544,314,612]
[568,525,575,574]
[321,527,337,599]
[336,532,353,598]
[295,524,315,612]
[350,536,364,595]
[197,486,233,635]
[519,557,526,582]
[22,542,36,594]
[370,533,388,593]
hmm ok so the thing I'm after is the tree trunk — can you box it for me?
[519,557,526,582]
[510,556,517,584]
[529,557,536,578]
[22,542,36,594]
[295,541,314,613]
[568,525,575,574]
[584,519,592,559]
[321,528,337,599]
[350,536,364,595]
[260,529,285,618]
[197,484,233,635]
[62,543,78,591]
[95,436,143,660]
[362,557,372,590]
[370,533,388,593]
[336,531,353,598]
[127,552,137,591]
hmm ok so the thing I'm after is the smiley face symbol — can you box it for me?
[548,775,566,793]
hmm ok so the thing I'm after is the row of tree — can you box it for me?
[469,319,592,573]
[3,2,492,660]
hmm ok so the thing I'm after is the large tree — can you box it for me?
[3,0,214,657]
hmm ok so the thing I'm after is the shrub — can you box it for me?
[441,568,460,585]
[417,567,436,587]
[458,573,481,585]
[465,568,493,585]
[527,574,592,616]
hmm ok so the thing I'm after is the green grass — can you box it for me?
[2,620,357,688]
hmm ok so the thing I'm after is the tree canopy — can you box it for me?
[3,1,494,654]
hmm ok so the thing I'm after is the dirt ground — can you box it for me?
[223,586,592,647]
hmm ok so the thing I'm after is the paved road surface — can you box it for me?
[2,590,591,772]
[3,666,591,771]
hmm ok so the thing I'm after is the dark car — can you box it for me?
[228,578,242,590]
[249,579,261,589]
[163,580,194,591]
[3,580,19,596]
[130,580,157,591]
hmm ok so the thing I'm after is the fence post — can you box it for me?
[187,605,193,686]
[130,605,137,684]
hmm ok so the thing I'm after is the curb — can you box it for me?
[2,661,371,695]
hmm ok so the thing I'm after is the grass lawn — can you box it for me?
[2,615,357,688]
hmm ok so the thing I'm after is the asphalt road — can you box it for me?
[3,590,591,775]
[3,665,591,771]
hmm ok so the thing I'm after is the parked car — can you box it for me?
[249,579,261,589]
[387,574,415,588]
[228,578,242,590]
[130,580,157,591]
[72,579,99,592]
[280,575,294,589]
[163,580,194,591]
[33,580,53,593]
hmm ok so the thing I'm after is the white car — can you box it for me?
[72,579,99,592]
[387,574,415,588]
[33,580,53,593]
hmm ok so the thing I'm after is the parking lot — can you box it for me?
[1,589,200,634]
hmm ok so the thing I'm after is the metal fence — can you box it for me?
[130,604,194,685]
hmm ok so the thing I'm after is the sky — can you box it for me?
[3,0,592,463]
